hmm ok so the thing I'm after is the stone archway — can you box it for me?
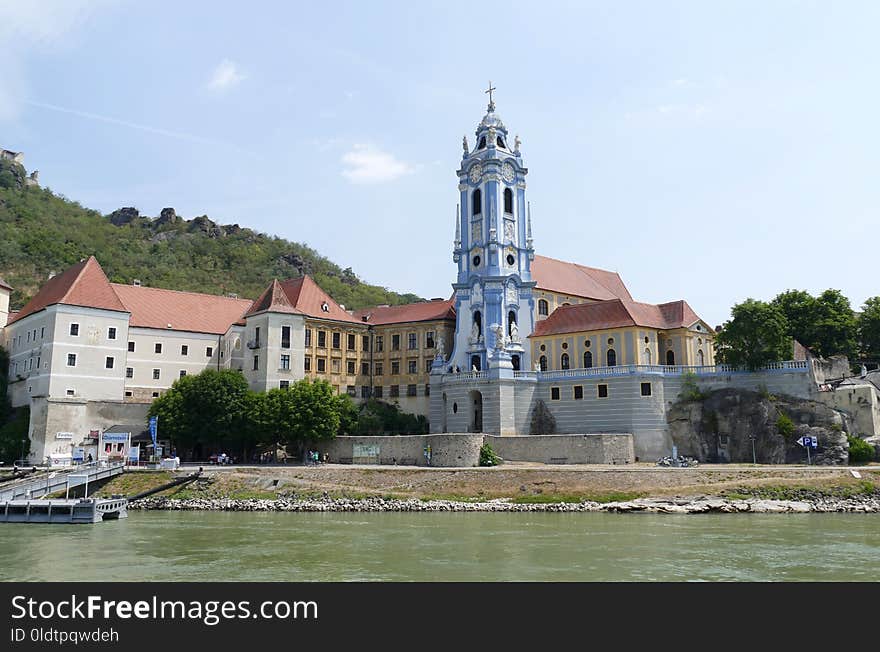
[469,390,483,433]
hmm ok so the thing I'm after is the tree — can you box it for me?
[859,297,880,361]
[0,407,29,464]
[771,288,858,359]
[147,369,251,458]
[714,299,791,370]
[530,399,556,435]
[273,379,341,450]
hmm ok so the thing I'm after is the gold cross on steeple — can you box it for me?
[485,81,496,111]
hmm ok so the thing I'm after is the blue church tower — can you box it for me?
[447,85,536,374]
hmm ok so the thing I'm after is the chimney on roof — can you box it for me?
[132,279,141,286]
[227,292,238,299]
[339,304,345,311]
[48,271,56,280]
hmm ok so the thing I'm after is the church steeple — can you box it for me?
[445,86,536,374]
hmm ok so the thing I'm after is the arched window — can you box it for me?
[539,355,547,372]
[666,350,675,366]
[503,188,513,214]
[538,299,549,316]
[472,188,482,215]
[478,136,487,149]
[607,349,617,367]
[473,310,482,338]
[697,349,704,366]
[561,353,570,370]
[644,348,652,365]
[584,351,593,368]
[508,310,517,336]
[497,136,506,148]
[511,355,520,371]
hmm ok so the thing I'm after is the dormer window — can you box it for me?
[321,302,329,312]
[497,136,505,148]
[478,136,486,149]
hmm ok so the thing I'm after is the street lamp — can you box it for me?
[748,432,757,465]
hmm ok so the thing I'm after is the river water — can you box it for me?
[1,511,877,581]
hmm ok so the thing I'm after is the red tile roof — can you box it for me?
[0,278,12,291]
[245,279,299,317]
[531,298,704,337]
[111,284,253,335]
[531,255,632,301]
[277,276,362,324]
[9,256,128,324]
[354,299,455,326]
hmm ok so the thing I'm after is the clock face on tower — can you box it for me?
[501,162,515,183]
[469,164,482,184]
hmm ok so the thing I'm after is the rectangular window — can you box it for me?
[66,389,75,396]
[573,385,584,400]
[332,332,341,349]
[179,370,187,378]
[408,333,417,350]
[40,327,45,339]
[128,341,135,352]
[126,367,133,379]
[152,392,159,398]
[391,334,400,351]
[70,323,79,336]
[155,343,162,354]
[361,362,370,376]
[641,382,652,397]
[317,358,326,373]
[425,384,430,397]
[331,358,340,373]
[206,347,213,357]
[105,356,114,369]
[347,334,356,350]
[253,355,259,371]
[362,335,370,351]
[374,386,383,398]
[426,359,434,373]
[153,369,160,380]
[407,384,417,397]
[598,384,609,398]
[346,385,356,397]
[361,386,371,399]
[376,336,384,352]
[304,357,311,372]
[390,385,400,398]
[181,345,188,356]
[551,386,560,401]
[281,326,291,349]
[375,362,384,376]
[391,360,400,375]
[125,391,132,397]
[318,331,327,348]
[280,380,290,390]
[280,354,290,370]
[408,360,417,374]
[108,327,117,340]
[305,329,312,347]
[426,331,435,348]
[255,326,261,347]
[67,353,77,367]
[347,360,356,375]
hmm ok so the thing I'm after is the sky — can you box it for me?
[1,0,878,326]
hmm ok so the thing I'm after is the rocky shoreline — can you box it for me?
[130,495,880,514]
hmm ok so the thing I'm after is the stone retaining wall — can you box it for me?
[486,433,634,465]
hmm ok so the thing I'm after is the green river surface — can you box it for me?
[1,511,878,581]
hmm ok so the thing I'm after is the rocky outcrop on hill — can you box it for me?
[107,206,140,226]
[668,388,850,465]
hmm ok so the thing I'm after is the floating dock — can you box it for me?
[0,497,128,524]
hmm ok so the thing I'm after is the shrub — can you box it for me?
[479,443,501,467]
[680,371,709,402]
[776,413,795,440]
[529,400,556,435]
[847,435,874,464]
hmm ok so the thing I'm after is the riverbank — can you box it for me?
[129,493,880,513]
[96,462,880,512]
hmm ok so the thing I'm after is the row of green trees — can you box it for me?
[715,290,880,370]
[147,369,427,461]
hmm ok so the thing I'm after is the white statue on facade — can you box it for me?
[491,323,505,350]
[462,134,469,155]
[514,134,521,153]
[472,282,482,304]
[509,320,519,342]
[470,318,480,343]
[437,336,445,357]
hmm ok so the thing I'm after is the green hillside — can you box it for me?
[0,158,421,310]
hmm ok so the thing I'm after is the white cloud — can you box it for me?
[206,59,246,92]
[341,144,415,184]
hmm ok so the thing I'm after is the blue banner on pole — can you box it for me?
[149,416,158,450]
